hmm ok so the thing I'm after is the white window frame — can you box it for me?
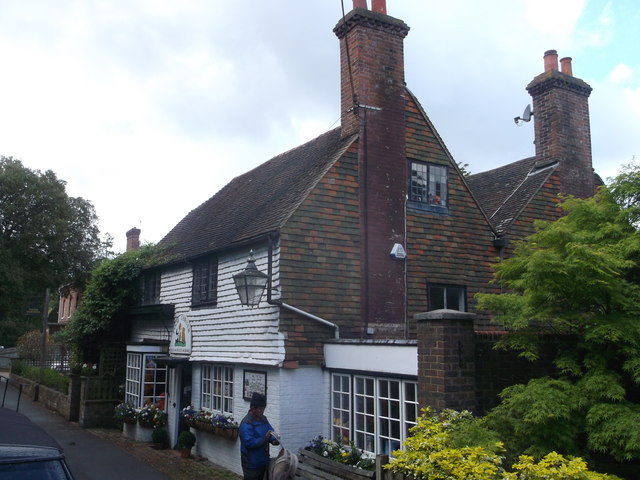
[125,352,142,406]
[201,364,234,416]
[331,373,419,455]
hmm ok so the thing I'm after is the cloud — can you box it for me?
[1,0,638,252]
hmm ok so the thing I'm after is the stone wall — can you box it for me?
[9,372,119,427]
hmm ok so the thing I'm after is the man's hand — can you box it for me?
[266,430,280,445]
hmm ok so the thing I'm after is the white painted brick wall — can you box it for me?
[277,367,329,452]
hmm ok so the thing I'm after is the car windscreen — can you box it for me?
[0,458,71,480]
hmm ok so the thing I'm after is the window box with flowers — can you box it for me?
[137,403,167,429]
[181,407,239,441]
[304,436,375,474]
[116,401,167,443]
[114,402,137,426]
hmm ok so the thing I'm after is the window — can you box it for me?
[332,374,351,444]
[410,161,448,207]
[354,377,376,453]
[201,364,234,416]
[428,284,466,311]
[331,373,418,455]
[141,271,161,305]
[192,257,218,306]
[125,353,167,407]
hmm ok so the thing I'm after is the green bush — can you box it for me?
[11,359,70,394]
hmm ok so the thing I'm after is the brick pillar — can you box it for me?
[416,309,477,412]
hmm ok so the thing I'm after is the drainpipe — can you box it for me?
[266,232,340,339]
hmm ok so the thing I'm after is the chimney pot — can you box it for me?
[543,49,558,72]
[353,0,367,9]
[560,57,573,76]
[372,0,386,14]
[126,227,141,252]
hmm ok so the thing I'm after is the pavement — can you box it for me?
[1,371,242,480]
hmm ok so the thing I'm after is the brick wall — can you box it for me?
[474,332,564,413]
[280,144,362,362]
[405,95,501,333]
[416,315,571,414]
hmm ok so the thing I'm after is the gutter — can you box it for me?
[266,232,340,339]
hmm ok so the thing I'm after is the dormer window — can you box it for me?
[192,256,218,307]
[409,161,448,211]
[141,271,161,305]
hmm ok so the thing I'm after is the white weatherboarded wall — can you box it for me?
[188,246,285,365]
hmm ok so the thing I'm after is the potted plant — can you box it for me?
[176,430,196,458]
[151,427,169,450]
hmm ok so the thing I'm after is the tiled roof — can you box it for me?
[467,157,557,234]
[159,127,358,263]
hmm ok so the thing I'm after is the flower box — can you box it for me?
[182,407,238,441]
[138,418,155,429]
[218,427,239,441]
[192,422,239,440]
[195,420,216,433]
[298,450,375,479]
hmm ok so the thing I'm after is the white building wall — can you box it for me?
[160,266,192,313]
[154,246,284,366]
[278,367,329,451]
[188,246,285,366]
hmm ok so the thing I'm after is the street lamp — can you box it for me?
[233,251,269,307]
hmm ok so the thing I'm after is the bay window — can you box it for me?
[125,352,167,407]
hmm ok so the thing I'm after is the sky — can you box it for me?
[1,0,638,253]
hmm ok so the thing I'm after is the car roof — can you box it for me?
[0,408,62,452]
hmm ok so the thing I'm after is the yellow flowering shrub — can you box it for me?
[385,408,621,480]
[504,452,620,480]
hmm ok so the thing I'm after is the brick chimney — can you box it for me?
[334,1,410,336]
[527,50,595,198]
[126,227,141,251]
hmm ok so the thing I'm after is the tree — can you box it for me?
[0,156,107,345]
[476,162,640,466]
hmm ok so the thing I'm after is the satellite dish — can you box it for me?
[514,104,533,126]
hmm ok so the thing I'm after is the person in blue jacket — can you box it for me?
[239,392,279,479]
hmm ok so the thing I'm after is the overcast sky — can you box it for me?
[1,0,638,252]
